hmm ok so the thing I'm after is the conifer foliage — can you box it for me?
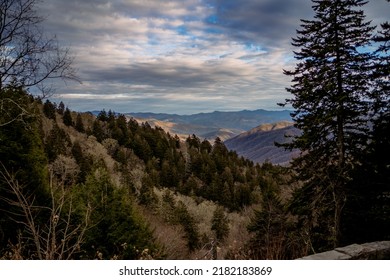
[281,0,377,249]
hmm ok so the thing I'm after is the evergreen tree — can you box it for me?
[75,113,85,133]
[57,101,65,115]
[80,170,158,259]
[71,141,92,183]
[281,0,376,249]
[139,175,158,206]
[180,175,198,195]
[97,109,108,122]
[0,87,49,250]
[175,201,200,252]
[43,100,56,120]
[200,139,212,154]
[92,119,105,142]
[45,123,71,162]
[63,107,73,127]
[211,206,229,243]
[247,200,285,259]
[107,109,116,126]
[186,134,200,150]
[115,114,130,146]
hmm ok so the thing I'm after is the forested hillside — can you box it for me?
[1,90,302,259]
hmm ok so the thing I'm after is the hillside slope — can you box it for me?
[225,122,300,165]
[2,93,295,260]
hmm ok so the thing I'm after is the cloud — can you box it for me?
[204,0,389,49]
[37,0,389,114]
[203,0,314,50]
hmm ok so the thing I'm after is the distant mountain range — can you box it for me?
[125,109,293,141]
[92,108,298,165]
[225,122,301,165]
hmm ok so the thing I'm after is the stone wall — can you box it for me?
[298,241,390,260]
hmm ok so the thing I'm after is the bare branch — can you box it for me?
[0,0,79,94]
[0,162,43,259]
[0,97,30,126]
[0,162,92,259]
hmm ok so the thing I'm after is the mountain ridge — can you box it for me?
[225,123,300,166]
[126,109,292,129]
[123,109,293,141]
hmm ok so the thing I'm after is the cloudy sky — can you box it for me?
[39,0,389,114]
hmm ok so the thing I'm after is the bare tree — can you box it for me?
[0,163,91,260]
[0,0,78,93]
[49,155,80,186]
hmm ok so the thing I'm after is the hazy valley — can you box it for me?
[126,109,293,141]
[122,110,298,165]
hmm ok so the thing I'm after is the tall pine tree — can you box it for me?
[281,0,376,249]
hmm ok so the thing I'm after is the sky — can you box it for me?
[39,0,389,114]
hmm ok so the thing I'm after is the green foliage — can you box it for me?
[0,88,48,187]
[186,134,201,149]
[75,113,85,133]
[43,100,56,120]
[57,101,65,115]
[97,109,108,122]
[160,160,180,189]
[92,119,106,142]
[175,201,200,252]
[139,175,158,206]
[180,175,198,195]
[78,170,158,259]
[211,206,229,243]
[1,97,164,259]
[71,141,92,183]
[0,87,49,250]
[63,107,73,127]
[247,178,306,259]
[91,110,265,211]
[160,189,177,222]
[45,123,71,162]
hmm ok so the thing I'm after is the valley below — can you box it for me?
[126,109,298,165]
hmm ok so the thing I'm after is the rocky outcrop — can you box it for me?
[298,241,390,260]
